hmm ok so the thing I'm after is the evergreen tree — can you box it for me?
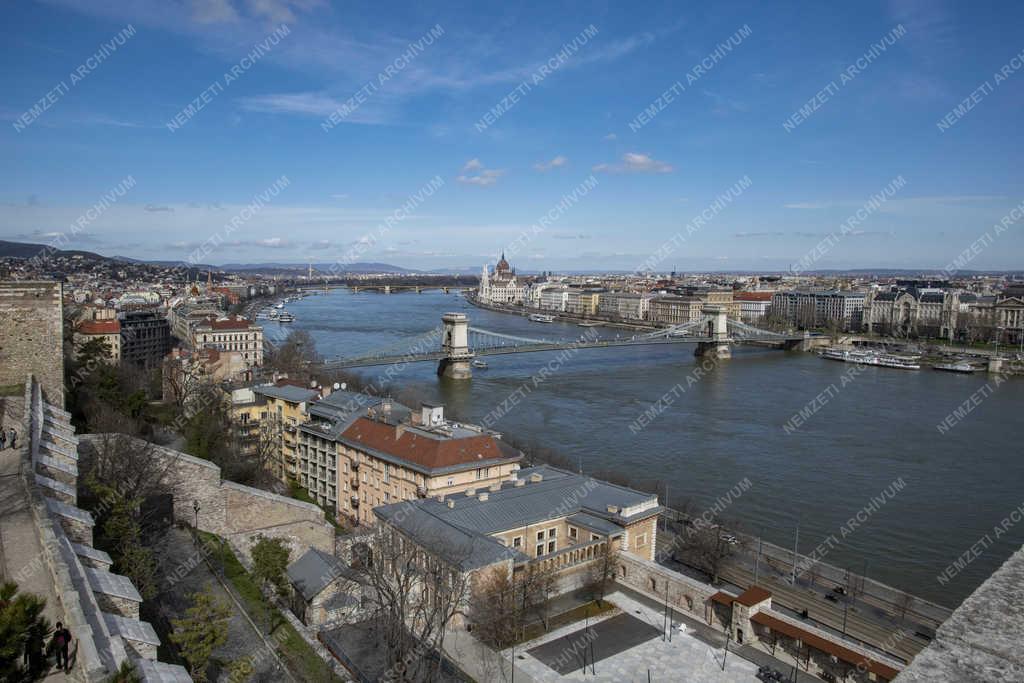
[170,586,232,682]
[0,582,51,680]
[251,536,291,597]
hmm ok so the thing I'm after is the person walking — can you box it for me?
[8,427,15,449]
[50,622,71,673]
[0,429,6,450]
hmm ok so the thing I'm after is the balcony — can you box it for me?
[351,460,360,470]
[350,496,360,507]
[351,478,360,489]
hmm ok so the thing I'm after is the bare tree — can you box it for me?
[587,541,621,606]
[338,525,474,682]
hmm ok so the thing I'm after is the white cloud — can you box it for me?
[592,152,673,174]
[603,133,617,141]
[457,169,504,186]
[533,155,568,171]
[462,158,483,172]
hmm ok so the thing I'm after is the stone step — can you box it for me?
[43,403,71,420]
[36,453,78,478]
[40,439,78,460]
[72,542,113,571]
[102,612,160,660]
[36,474,76,505]
[43,427,78,446]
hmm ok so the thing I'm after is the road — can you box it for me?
[657,528,932,664]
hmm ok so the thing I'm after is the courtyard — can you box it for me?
[509,590,764,682]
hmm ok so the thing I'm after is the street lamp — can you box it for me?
[193,499,200,530]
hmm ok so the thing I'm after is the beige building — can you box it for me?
[374,465,661,601]
[73,318,122,362]
[298,393,522,526]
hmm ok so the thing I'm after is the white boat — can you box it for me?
[277,312,295,322]
[472,359,488,369]
[275,303,284,309]
[819,347,920,370]
[268,309,279,319]
[529,313,555,323]
[934,361,977,373]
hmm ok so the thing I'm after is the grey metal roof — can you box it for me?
[254,384,319,403]
[413,465,657,535]
[567,512,625,537]
[287,547,356,601]
[374,504,529,571]
[72,542,112,565]
[375,465,658,570]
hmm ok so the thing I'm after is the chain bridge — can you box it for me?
[318,306,811,379]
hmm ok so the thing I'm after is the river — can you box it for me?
[266,287,1024,607]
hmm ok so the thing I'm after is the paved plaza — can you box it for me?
[510,590,763,682]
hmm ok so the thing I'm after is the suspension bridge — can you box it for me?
[318,306,814,379]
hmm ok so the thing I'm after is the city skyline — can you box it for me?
[3,0,1024,272]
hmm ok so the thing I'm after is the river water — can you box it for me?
[268,288,1024,607]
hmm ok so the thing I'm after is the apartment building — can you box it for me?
[229,381,319,480]
[119,309,172,369]
[597,291,650,321]
[771,290,866,330]
[298,393,522,525]
[734,291,773,323]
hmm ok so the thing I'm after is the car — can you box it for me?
[825,593,839,603]
[720,533,738,545]
[833,586,848,596]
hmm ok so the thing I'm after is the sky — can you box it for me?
[1,0,1023,272]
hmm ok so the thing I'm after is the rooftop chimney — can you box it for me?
[478,492,489,502]
[514,479,526,488]
[465,488,476,497]
[421,403,444,428]
[529,473,543,484]
[446,499,455,509]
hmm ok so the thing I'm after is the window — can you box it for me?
[569,527,577,539]
[636,533,647,548]
[512,536,522,548]
[591,534,600,541]
[447,478,454,487]
[548,528,557,539]
[547,540,556,553]
[536,531,544,542]
[536,544,545,557]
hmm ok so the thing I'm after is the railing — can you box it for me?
[531,538,607,573]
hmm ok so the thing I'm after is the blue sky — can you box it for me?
[1,0,1022,271]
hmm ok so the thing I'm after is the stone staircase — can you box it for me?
[21,377,191,682]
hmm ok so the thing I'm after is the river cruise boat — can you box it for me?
[277,312,295,322]
[529,313,555,323]
[819,348,920,370]
[472,359,489,369]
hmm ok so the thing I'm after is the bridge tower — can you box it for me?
[695,305,731,360]
[438,312,473,379]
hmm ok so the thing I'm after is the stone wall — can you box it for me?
[615,551,718,621]
[79,435,335,561]
[0,282,64,405]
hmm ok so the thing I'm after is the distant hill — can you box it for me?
[218,261,416,274]
[0,239,108,261]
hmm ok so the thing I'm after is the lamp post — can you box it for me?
[193,499,200,531]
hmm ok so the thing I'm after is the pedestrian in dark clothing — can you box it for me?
[0,430,6,449]
[8,427,15,449]
[50,622,71,672]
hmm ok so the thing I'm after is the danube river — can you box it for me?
[269,288,1024,607]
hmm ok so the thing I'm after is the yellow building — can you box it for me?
[228,381,320,481]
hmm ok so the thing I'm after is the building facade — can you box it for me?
[192,315,264,367]
[478,253,526,305]
[118,309,172,369]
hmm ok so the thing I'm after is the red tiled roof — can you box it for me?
[734,586,772,607]
[341,417,519,470]
[208,317,253,330]
[709,591,735,606]
[750,612,899,681]
[734,292,773,301]
[77,320,121,335]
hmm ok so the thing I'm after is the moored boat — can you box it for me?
[529,313,555,323]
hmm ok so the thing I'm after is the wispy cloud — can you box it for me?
[533,155,568,171]
[593,152,672,174]
[457,159,503,186]
[144,204,174,212]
